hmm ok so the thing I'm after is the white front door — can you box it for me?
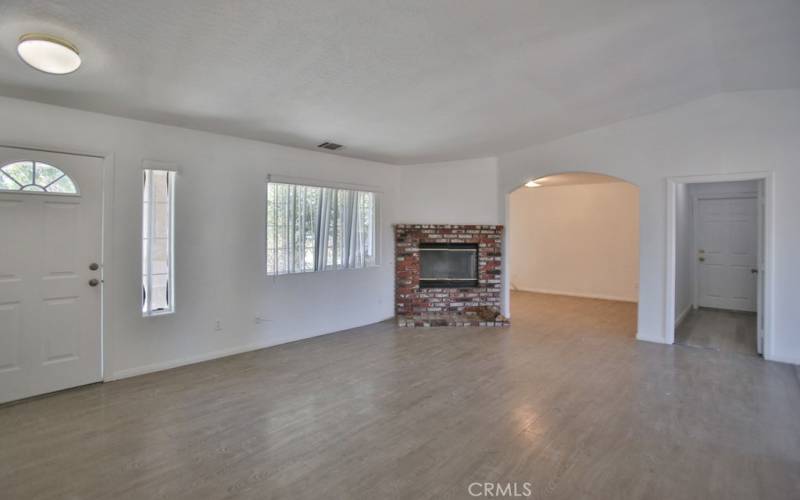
[0,147,103,404]
[696,196,758,312]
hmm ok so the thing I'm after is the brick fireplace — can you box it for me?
[395,224,509,327]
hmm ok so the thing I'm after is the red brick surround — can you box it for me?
[395,224,509,327]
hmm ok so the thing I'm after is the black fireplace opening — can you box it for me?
[419,243,479,288]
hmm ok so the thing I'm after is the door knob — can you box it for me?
[698,257,705,262]
[88,278,100,287]
[751,268,759,274]
[89,263,99,271]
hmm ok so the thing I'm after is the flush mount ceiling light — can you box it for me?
[17,34,81,74]
[525,180,541,188]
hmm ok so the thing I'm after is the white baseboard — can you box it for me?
[106,316,395,381]
[675,304,693,326]
[764,352,800,366]
[513,287,638,304]
[636,332,670,344]
[106,340,281,381]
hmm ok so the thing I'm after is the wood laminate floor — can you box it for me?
[1,292,799,499]
[675,307,759,357]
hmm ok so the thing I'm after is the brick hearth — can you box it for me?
[395,224,509,327]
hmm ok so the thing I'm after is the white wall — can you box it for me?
[0,96,498,380]
[498,89,800,364]
[0,96,397,379]
[509,182,639,302]
[675,180,760,323]
[393,158,500,225]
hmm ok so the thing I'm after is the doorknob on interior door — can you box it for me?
[751,268,759,274]
[88,278,100,287]
[89,262,99,271]
[698,257,705,262]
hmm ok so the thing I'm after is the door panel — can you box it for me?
[0,147,103,404]
[43,200,80,269]
[42,297,80,364]
[0,302,21,373]
[696,196,757,312]
[0,198,29,396]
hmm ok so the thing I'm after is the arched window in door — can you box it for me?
[0,161,78,194]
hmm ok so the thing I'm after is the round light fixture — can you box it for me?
[525,180,541,188]
[17,34,81,75]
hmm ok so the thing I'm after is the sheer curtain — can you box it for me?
[268,182,376,275]
[315,187,334,271]
[341,190,359,268]
[341,190,375,268]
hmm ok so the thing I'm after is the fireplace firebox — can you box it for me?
[395,224,507,327]
[419,243,478,288]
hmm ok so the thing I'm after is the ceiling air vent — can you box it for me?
[317,141,343,151]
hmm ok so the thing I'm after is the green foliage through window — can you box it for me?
[267,182,377,275]
[0,161,78,194]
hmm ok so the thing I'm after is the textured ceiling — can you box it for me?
[0,0,798,164]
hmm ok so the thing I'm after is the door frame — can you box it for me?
[665,171,774,358]
[0,142,115,381]
[691,191,758,311]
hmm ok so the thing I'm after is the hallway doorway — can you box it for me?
[669,175,770,358]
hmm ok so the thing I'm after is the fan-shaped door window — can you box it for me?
[0,161,78,194]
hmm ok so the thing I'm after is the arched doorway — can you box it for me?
[505,172,640,337]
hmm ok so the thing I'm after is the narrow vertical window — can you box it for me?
[142,168,175,315]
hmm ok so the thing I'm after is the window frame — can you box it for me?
[265,176,381,277]
[142,165,176,317]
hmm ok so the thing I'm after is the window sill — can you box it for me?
[143,309,174,318]
[267,263,382,278]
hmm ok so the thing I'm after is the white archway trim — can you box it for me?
[665,171,775,359]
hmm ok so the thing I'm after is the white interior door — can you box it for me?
[695,196,758,312]
[0,147,103,404]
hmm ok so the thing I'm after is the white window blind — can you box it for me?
[142,168,175,315]
[267,181,377,275]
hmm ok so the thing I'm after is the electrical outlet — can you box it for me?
[214,320,222,331]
